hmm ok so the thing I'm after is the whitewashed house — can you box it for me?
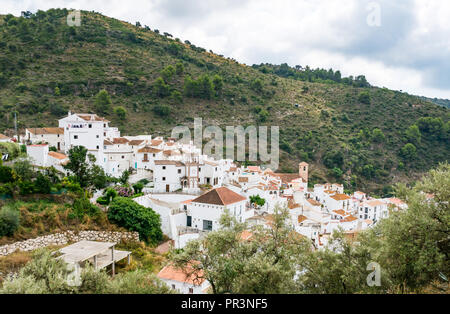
[187,187,252,231]
[157,263,210,294]
[25,127,65,151]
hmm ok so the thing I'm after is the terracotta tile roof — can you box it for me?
[228,167,237,172]
[299,162,308,166]
[307,199,321,206]
[154,160,184,166]
[204,161,218,166]
[192,187,246,206]
[76,114,109,122]
[272,173,302,184]
[138,146,162,153]
[340,215,358,223]
[163,150,181,156]
[157,262,205,285]
[247,166,261,172]
[112,137,129,144]
[366,200,385,207]
[128,140,144,146]
[104,139,113,145]
[330,194,351,201]
[48,151,67,160]
[151,139,163,146]
[27,127,64,135]
[332,209,347,216]
[298,215,308,223]
[238,177,249,183]
[0,134,10,140]
[387,198,405,205]
[240,230,253,241]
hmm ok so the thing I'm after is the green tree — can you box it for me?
[114,106,127,120]
[153,77,170,97]
[35,172,51,194]
[108,197,162,243]
[170,207,309,294]
[63,146,92,188]
[0,205,20,237]
[175,62,184,75]
[94,89,112,114]
[371,128,385,143]
[358,91,371,104]
[400,143,417,161]
[161,65,176,82]
[405,124,421,144]
[360,163,450,292]
[212,75,223,94]
[249,195,266,207]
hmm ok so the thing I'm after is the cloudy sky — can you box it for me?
[2,0,450,98]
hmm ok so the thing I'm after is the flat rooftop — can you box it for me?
[58,240,131,270]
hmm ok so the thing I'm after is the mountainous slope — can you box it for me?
[419,96,450,108]
[0,8,448,195]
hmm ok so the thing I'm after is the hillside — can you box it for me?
[0,8,448,195]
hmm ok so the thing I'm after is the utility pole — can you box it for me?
[14,111,18,143]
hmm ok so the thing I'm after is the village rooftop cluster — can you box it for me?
[1,112,409,294]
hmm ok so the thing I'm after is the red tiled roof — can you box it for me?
[27,127,64,135]
[129,140,144,146]
[76,114,109,123]
[330,194,351,201]
[112,137,129,144]
[138,146,162,153]
[48,151,67,160]
[151,139,163,146]
[0,134,10,140]
[157,262,205,285]
[192,187,246,206]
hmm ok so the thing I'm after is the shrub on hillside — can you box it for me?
[107,197,162,243]
[0,205,20,237]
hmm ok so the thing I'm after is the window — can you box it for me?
[178,169,181,174]
[153,154,156,157]
[203,220,213,231]
[122,155,124,159]
[74,135,78,139]
[162,166,166,170]
[96,135,99,138]
[104,132,106,136]
[103,124,106,128]
[162,177,166,181]
[172,284,176,289]
[89,124,92,128]
[199,168,201,172]
[96,145,99,149]
[189,288,194,294]
[187,215,192,227]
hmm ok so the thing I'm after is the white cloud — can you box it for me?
[1,0,449,98]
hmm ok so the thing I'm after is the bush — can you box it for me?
[0,205,20,237]
[107,197,162,243]
[358,91,371,104]
[0,165,14,183]
[152,104,171,117]
[96,196,109,205]
[71,197,101,219]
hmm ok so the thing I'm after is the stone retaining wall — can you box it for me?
[0,230,140,256]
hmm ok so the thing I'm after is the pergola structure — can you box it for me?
[58,240,131,276]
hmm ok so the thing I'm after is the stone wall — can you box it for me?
[0,230,140,256]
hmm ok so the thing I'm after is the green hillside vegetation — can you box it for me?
[0,9,449,195]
